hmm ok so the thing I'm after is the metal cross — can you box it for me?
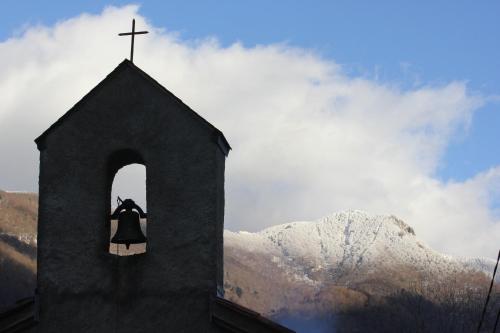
[118,19,149,63]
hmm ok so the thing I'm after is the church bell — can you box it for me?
[110,198,147,250]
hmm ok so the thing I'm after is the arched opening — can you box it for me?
[109,163,147,256]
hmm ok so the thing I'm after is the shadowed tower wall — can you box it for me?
[36,62,227,332]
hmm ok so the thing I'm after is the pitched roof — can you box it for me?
[211,297,295,333]
[34,60,231,155]
[0,297,36,333]
[0,296,295,333]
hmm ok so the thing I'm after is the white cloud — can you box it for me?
[0,5,498,258]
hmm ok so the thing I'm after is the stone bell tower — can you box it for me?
[35,60,231,332]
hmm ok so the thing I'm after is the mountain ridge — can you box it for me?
[226,210,496,284]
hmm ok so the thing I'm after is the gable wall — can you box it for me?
[37,66,226,332]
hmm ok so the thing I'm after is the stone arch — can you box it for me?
[106,149,147,255]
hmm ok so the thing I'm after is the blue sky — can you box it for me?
[2,1,499,182]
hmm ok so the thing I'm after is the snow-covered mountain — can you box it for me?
[224,210,496,318]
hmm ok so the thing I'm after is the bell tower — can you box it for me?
[35,60,230,332]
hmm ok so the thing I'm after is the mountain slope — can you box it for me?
[0,190,37,308]
[0,190,37,239]
[224,210,496,316]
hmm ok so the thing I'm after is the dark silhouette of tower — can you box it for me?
[33,60,293,333]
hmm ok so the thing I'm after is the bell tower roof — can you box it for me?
[34,59,231,155]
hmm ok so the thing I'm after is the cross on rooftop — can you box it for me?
[118,19,149,63]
